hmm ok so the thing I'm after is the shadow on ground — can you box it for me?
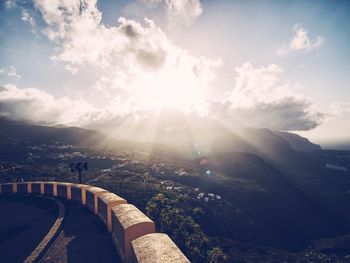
[0,195,58,263]
[40,200,119,263]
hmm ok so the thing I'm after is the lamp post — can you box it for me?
[70,162,88,184]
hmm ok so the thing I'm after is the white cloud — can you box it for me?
[3,1,38,34]
[5,0,16,9]
[34,0,220,113]
[0,84,100,126]
[0,84,171,132]
[64,64,78,74]
[211,99,323,131]
[0,61,323,132]
[211,62,324,130]
[34,0,102,41]
[229,63,306,108]
[160,0,202,25]
[0,1,325,133]
[0,0,217,127]
[21,9,37,28]
[125,0,202,28]
[278,24,324,55]
[0,66,21,80]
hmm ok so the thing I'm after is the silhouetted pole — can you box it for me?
[70,162,88,184]
[78,170,82,184]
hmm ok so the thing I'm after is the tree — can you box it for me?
[207,247,229,263]
[146,193,229,262]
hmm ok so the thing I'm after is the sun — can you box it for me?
[132,68,208,113]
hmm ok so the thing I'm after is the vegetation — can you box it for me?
[1,119,350,262]
[146,193,229,263]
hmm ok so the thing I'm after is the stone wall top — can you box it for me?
[132,233,190,263]
[112,204,153,230]
[56,182,73,186]
[72,183,91,189]
[86,186,107,194]
[99,192,126,205]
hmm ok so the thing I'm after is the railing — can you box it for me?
[0,182,190,263]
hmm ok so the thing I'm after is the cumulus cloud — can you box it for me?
[278,24,324,55]
[210,63,324,130]
[0,66,21,80]
[0,0,217,127]
[0,84,99,125]
[125,0,202,28]
[150,0,202,26]
[0,1,324,133]
[33,0,220,113]
[33,0,181,69]
[0,62,323,132]
[211,99,323,131]
[0,84,173,136]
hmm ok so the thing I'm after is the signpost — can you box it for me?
[70,162,88,184]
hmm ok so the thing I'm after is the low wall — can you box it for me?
[86,186,108,215]
[0,182,190,263]
[112,204,155,263]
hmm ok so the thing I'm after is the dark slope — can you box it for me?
[276,131,322,152]
[0,118,103,146]
[210,128,303,176]
[166,151,342,251]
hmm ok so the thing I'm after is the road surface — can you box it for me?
[40,200,119,263]
[0,195,58,263]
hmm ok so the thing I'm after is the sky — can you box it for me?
[0,0,349,146]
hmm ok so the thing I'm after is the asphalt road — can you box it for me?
[0,195,58,263]
[40,200,119,263]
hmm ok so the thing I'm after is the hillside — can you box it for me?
[276,131,322,152]
[0,118,104,146]
[1,118,349,262]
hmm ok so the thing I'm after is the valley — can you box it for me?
[1,119,350,262]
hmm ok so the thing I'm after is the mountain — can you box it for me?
[166,151,342,251]
[0,117,349,256]
[81,110,322,162]
[276,131,322,152]
[0,117,322,164]
[0,118,104,146]
[0,118,182,157]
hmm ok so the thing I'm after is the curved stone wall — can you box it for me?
[0,182,190,263]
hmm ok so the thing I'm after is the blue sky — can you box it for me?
[0,0,349,145]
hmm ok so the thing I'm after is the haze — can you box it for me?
[0,0,349,148]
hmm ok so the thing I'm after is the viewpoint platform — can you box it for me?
[0,182,189,263]
[0,195,58,263]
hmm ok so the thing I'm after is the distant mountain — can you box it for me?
[80,109,320,160]
[321,141,350,150]
[0,118,181,156]
[0,118,104,146]
[276,131,321,152]
[0,117,321,160]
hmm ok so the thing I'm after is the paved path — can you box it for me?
[0,195,58,263]
[40,200,119,263]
